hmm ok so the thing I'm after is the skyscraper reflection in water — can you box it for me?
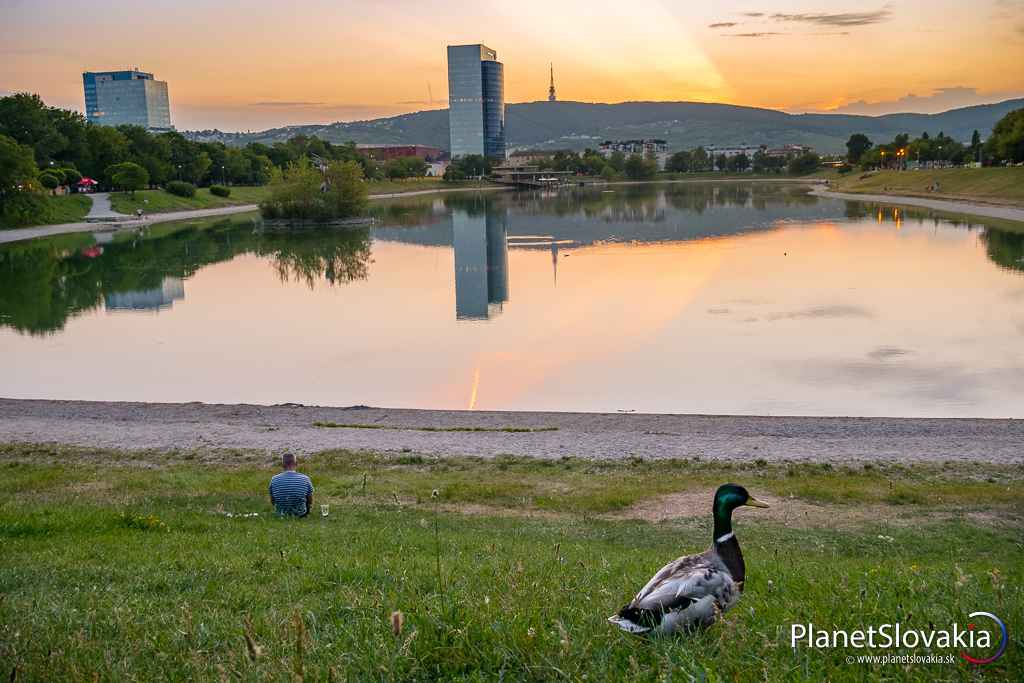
[452,209,509,320]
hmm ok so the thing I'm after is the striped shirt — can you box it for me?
[269,471,313,517]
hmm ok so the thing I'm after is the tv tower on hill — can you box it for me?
[548,63,557,102]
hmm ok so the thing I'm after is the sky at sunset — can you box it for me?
[2,0,1023,130]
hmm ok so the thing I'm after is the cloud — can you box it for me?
[768,10,891,27]
[827,87,1023,115]
[250,101,325,107]
[709,22,739,28]
[741,12,764,17]
[724,32,786,38]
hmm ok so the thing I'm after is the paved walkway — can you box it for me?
[0,204,260,245]
[813,187,1024,223]
[84,192,123,220]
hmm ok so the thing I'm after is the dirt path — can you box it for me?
[2,399,1022,463]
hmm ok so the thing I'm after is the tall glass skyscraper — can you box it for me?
[446,44,505,159]
[82,69,172,130]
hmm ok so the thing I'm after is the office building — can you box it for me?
[82,69,172,130]
[446,44,505,159]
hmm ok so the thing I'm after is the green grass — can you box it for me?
[1,194,93,229]
[108,186,270,214]
[1,444,1021,681]
[366,178,496,195]
[43,194,93,223]
[313,421,559,433]
[108,181,497,216]
[831,167,1024,205]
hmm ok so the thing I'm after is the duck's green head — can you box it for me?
[712,483,768,538]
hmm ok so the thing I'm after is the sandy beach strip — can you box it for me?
[1,398,1021,463]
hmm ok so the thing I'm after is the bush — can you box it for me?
[165,180,196,198]
[0,192,49,228]
[209,185,231,197]
[837,163,853,174]
[259,159,367,222]
[38,173,60,190]
[61,167,82,185]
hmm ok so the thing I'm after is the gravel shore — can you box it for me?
[1,398,1022,463]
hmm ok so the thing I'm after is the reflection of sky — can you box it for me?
[1,204,1023,418]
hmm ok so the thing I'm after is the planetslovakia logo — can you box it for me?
[960,612,1008,665]
[790,612,1009,666]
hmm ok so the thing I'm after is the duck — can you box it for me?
[608,483,769,635]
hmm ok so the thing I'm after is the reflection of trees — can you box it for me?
[0,217,372,335]
[980,228,1024,273]
[262,228,371,288]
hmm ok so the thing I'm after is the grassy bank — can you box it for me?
[830,167,1024,205]
[107,180,493,216]
[1,444,1021,681]
[0,195,92,230]
[109,186,270,214]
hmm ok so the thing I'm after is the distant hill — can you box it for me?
[187,98,1024,154]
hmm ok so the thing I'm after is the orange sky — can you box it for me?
[2,0,1022,130]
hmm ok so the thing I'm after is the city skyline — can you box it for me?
[2,0,1023,130]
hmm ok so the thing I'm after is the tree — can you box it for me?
[383,156,427,179]
[82,125,129,182]
[728,153,750,172]
[0,134,39,195]
[323,160,368,218]
[845,133,872,164]
[38,172,60,192]
[714,154,728,172]
[0,93,66,165]
[448,155,491,178]
[107,162,149,195]
[690,147,709,171]
[666,150,691,173]
[608,150,626,172]
[623,153,656,180]
[259,158,368,221]
[787,152,821,175]
[984,108,1024,164]
[0,134,46,227]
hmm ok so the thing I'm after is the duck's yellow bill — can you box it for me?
[745,497,770,508]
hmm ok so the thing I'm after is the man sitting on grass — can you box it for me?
[269,452,314,517]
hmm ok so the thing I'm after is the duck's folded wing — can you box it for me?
[632,553,720,612]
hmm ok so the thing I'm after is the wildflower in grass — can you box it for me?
[243,616,263,661]
[391,610,404,636]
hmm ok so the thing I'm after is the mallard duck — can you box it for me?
[608,483,768,635]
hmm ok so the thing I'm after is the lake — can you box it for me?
[2,182,1023,417]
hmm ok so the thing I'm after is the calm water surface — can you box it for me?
[2,183,1023,417]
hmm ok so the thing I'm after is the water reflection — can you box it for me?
[2,183,1023,417]
[105,276,185,311]
[453,209,509,320]
[0,218,371,335]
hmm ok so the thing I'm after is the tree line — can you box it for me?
[0,93,435,226]
[844,108,1024,169]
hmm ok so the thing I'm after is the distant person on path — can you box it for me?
[269,452,313,517]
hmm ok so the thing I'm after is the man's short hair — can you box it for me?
[282,452,296,468]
